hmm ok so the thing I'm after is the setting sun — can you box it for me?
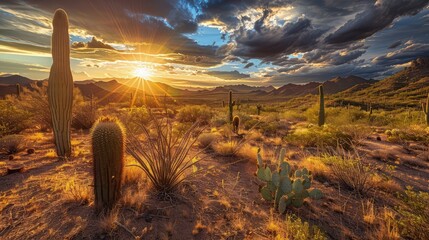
[133,67,152,79]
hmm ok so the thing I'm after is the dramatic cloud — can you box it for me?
[0,0,428,85]
[206,70,250,80]
[325,0,429,44]
[72,37,115,50]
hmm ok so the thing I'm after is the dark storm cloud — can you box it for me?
[373,42,429,66]
[388,41,402,49]
[206,70,250,80]
[325,0,429,44]
[244,62,254,68]
[72,37,115,50]
[232,17,325,59]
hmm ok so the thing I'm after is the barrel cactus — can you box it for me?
[91,117,125,213]
[422,93,429,125]
[233,116,240,134]
[318,85,325,126]
[48,9,73,158]
[256,148,323,214]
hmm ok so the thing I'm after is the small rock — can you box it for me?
[323,182,329,186]
[8,155,14,160]
[27,148,35,154]
[376,136,382,141]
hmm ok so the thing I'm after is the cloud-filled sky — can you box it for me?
[0,0,428,88]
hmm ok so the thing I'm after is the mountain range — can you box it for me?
[1,58,428,104]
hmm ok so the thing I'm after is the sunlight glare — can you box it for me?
[133,67,152,79]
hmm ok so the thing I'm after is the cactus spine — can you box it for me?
[318,85,325,126]
[16,83,20,97]
[91,117,125,213]
[422,93,429,125]
[48,9,73,158]
[228,91,235,123]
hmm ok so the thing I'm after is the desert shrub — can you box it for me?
[126,118,204,193]
[396,187,429,240]
[18,82,85,130]
[338,124,372,145]
[322,149,374,194]
[286,125,352,149]
[0,99,32,136]
[120,107,151,133]
[243,118,260,130]
[72,101,98,129]
[177,105,213,125]
[300,156,331,182]
[385,125,429,143]
[197,132,219,148]
[282,109,307,122]
[0,134,25,154]
[212,140,241,156]
[282,215,326,240]
[235,143,259,161]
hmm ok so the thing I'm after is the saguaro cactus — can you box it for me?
[422,93,429,125]
[257,105,262,115]
[228,91,235,123]
[16,83,21,97]
[91,117,125,213]
[318,85,325,126]
[48,9,73,158]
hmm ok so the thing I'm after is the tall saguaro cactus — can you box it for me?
[318,85,325,126]
[48,9,73,158]
[228,90,235,123]
[422,93,429,125]
[92,117,125,213]
[16,83,21,97]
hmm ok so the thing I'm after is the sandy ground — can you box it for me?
[0,127,428,239]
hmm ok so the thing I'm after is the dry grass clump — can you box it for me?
[63,178,91,205]
[235,143,259,162]
[371,207,400,240]
[0,134,26,154]
[322,149,374,194]
[362,200,376,224]
[266,212,327,240]
[286,125,352,149]
[197,132,219,149]
[300,156,331,182]
[98,209,119,233]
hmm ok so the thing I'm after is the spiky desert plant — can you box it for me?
[16,83,21,97]
[48,9,73,158]
[233,116,240,134]
[228,90,235,123]
[422,93,429,125]
[127,116,204,194]
[318,85,325,126]
[91,117,125,213]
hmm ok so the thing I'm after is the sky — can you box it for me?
[0,0,428,88]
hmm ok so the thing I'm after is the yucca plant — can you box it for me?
[126,117,204,194]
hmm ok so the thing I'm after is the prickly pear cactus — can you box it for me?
[256,148,323,214]
[48,9,73,158]
[91,117,125,213]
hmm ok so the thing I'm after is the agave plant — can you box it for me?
[126,117,204,194]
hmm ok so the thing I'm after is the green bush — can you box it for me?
[0,99,31,136]
[177,105,213,125]
[120,107,151,133]
[396,187,429,240]
[286,125,352,149]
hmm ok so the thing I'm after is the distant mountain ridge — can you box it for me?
[269,75,375,96]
